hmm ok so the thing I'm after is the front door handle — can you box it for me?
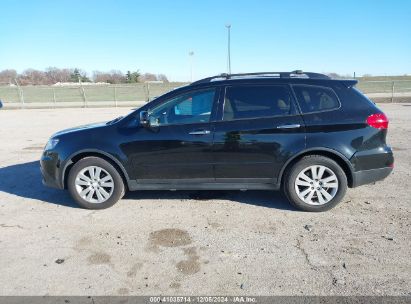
[189,130,211,135]
[277,124,301,129]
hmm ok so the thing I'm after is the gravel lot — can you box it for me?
[0,104,410,296]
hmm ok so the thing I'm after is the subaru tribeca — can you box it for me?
[40,71,394,211]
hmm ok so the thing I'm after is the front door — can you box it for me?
[122,87,219,182]
[213,84,306,184]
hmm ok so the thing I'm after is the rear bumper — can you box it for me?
[350,145,394,187]
[352,166,393,188]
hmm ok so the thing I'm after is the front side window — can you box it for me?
[148,88,215,126]
[292,85,340,113]
[223,85,293,121]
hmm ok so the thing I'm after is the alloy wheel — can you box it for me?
[74,166,114,203]
[294,165,339,205]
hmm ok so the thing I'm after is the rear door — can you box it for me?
[212,84,306,184]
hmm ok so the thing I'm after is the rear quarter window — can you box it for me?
[292,85,340,113]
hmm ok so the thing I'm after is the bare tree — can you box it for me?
[0,69,18,84]
[157,74,169,83]
[93,71,108,83]
[0,68,168,85]
[45,67,72,84]
[18,69,49,85]
[93,70,126,84]
[326,73,352,80]
[139,73,157,82]
[109,70,127,84]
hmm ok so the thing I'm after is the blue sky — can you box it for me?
[1,0,410,81]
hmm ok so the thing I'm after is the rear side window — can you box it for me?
[223,85,293,121]
[292,85,340,113]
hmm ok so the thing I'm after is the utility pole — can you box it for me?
[225,24,231,74]
[189,51,194,82]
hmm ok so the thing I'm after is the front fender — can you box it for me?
[60,148,130,189]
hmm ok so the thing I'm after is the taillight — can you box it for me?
[366,113,389,129]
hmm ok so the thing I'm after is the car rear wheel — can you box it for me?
[67,157,125,209]
[283,155,347,212]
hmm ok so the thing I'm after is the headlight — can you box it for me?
[44,138,59,151]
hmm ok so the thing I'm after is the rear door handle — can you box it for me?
[189,130,211,135]
[277,124,301,129]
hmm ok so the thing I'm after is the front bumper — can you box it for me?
[352,166,393,188]
[40,152,64,189]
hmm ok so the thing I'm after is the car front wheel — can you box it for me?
[67,157,125,209]
[283,155,348,212]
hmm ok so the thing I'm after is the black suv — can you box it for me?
[40,71,394,211]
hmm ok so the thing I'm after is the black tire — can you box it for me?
[67,157,125,209]
[283,155,347,212]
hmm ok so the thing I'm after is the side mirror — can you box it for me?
[139,111,149,126]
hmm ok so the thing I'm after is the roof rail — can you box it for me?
[190,70,330,85]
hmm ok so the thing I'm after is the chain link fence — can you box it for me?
[356,80,411,103]
[0,80,410,109]
[0,82,188,108]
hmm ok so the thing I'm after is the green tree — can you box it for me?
[126,71,132,82]
[126,70,140,83]
[70,68,90,82]
[81,75,91,82]
[70,68,81,82]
